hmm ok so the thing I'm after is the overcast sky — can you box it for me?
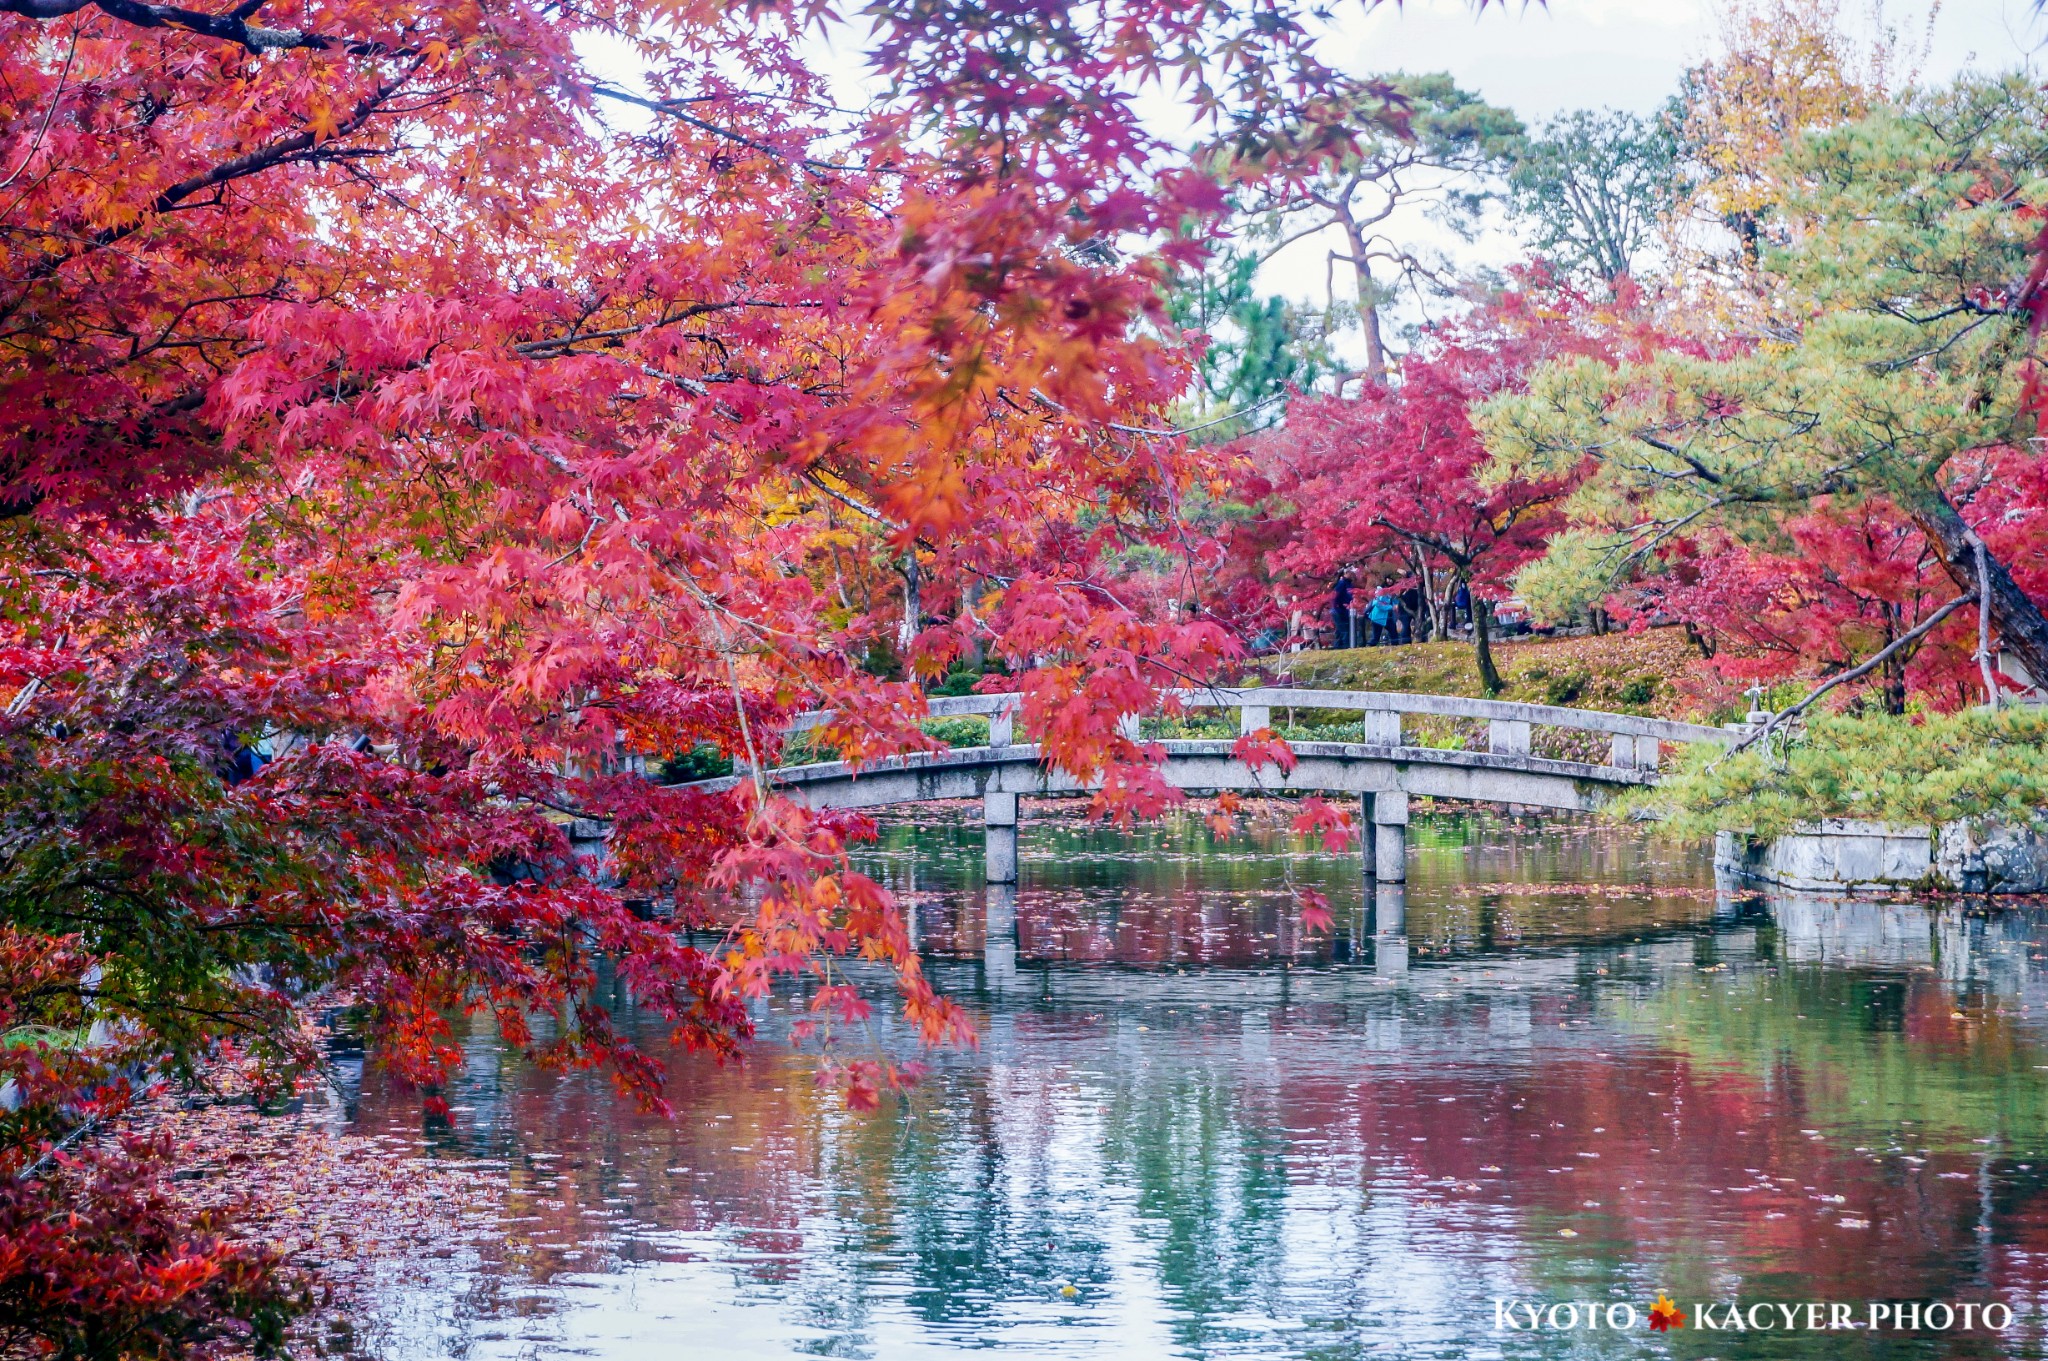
[784,2,2046,347]
[1240,0,2046,349]
[1328,0,2041,118]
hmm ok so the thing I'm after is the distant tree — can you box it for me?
[1233,73,1524,383]
[1163,247,1336,436]
[1507,108,1680,288]
[1633,499,1982,716]
[1255,275,1666,691]
[1483,75,2048,695]
[1667,0,1928,323]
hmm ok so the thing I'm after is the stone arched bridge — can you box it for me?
[689,688,1731,886]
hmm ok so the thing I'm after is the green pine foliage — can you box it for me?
[1634,707,2048,838]
[1161,247,1335,436]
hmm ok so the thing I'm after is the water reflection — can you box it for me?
[340,805,2048,1359]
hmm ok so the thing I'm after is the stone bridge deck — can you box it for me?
[751,737,1656,813]
[686,688,1731,887]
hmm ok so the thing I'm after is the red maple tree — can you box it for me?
[1252,274,1677,689]
[1631,444,2048,714]
[0,0,1456,1343]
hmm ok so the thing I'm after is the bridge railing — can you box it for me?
[789,687,1727,772]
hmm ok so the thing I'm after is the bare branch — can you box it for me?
[1723,592,1977,759]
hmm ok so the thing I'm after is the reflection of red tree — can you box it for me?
[348,1039,844,1294]
[1988,1192,2048,1298]
[1016,890,1327,967]
[905,880,1334,967]
[1259,1015,2037,1303]
[342,975,2048,1318]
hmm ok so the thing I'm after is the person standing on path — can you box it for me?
[1330,574,1354,650]
[1366,586,1395,646]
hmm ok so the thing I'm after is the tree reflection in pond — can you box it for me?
[340,806,2048,1359]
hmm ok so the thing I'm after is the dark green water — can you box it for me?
[344,804,2048,1358]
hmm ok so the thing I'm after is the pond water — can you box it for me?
[342,804,2048,1359]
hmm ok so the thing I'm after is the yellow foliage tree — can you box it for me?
[1669,0,1937,325]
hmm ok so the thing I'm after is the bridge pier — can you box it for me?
[983,883,1017,993]
[1371,880,1407,936]
[1373,790,1408,882]
[1359,793,1376,878]
[984,791,1019,884]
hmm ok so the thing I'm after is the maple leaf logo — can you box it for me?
[1648,1293,1686,1332]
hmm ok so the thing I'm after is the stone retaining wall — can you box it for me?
[1718,817,2048,895]
[1715,821,1934,893]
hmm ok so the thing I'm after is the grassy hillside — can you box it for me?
[1248,626,1711,722]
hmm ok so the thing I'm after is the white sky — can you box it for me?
[1228,0,2047,357]
[1328,0,2040,120]
[600,2,2046,362]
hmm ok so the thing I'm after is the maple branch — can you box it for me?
[1366,515,1472,571]
[801,471,894,529]
[1026,387,1286,437]
[15,58,422,286]
[511,301,808,358]
[587,82,867,175]
[0,0,397,55]
[0,21,76,194]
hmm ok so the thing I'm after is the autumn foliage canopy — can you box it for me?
[6,0,2048,1350]
[0,0,1441,1349]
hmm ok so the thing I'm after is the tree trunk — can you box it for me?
[1360,303,1388,388]
[1424,552,1449,643]
[898,554,921,658]
[1881,655,1908,715]
[1906,490,2048,688]
[1877,604,1908,716]
[1342,216,1388,384]
[1472,594,1503,696]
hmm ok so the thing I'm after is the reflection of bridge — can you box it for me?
[694,689,1728,887]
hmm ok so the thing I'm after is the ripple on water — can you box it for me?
[343,809,2048,1360]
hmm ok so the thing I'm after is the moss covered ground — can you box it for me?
[1249,625,1709,722]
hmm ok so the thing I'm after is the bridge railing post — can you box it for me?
[988,706,1013,748]
[1117,713,1142,742]
[1487,719,1531,756]
[1609,734,1661,770]
[1363,709,1401,746]
[1239,704,1271,736]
